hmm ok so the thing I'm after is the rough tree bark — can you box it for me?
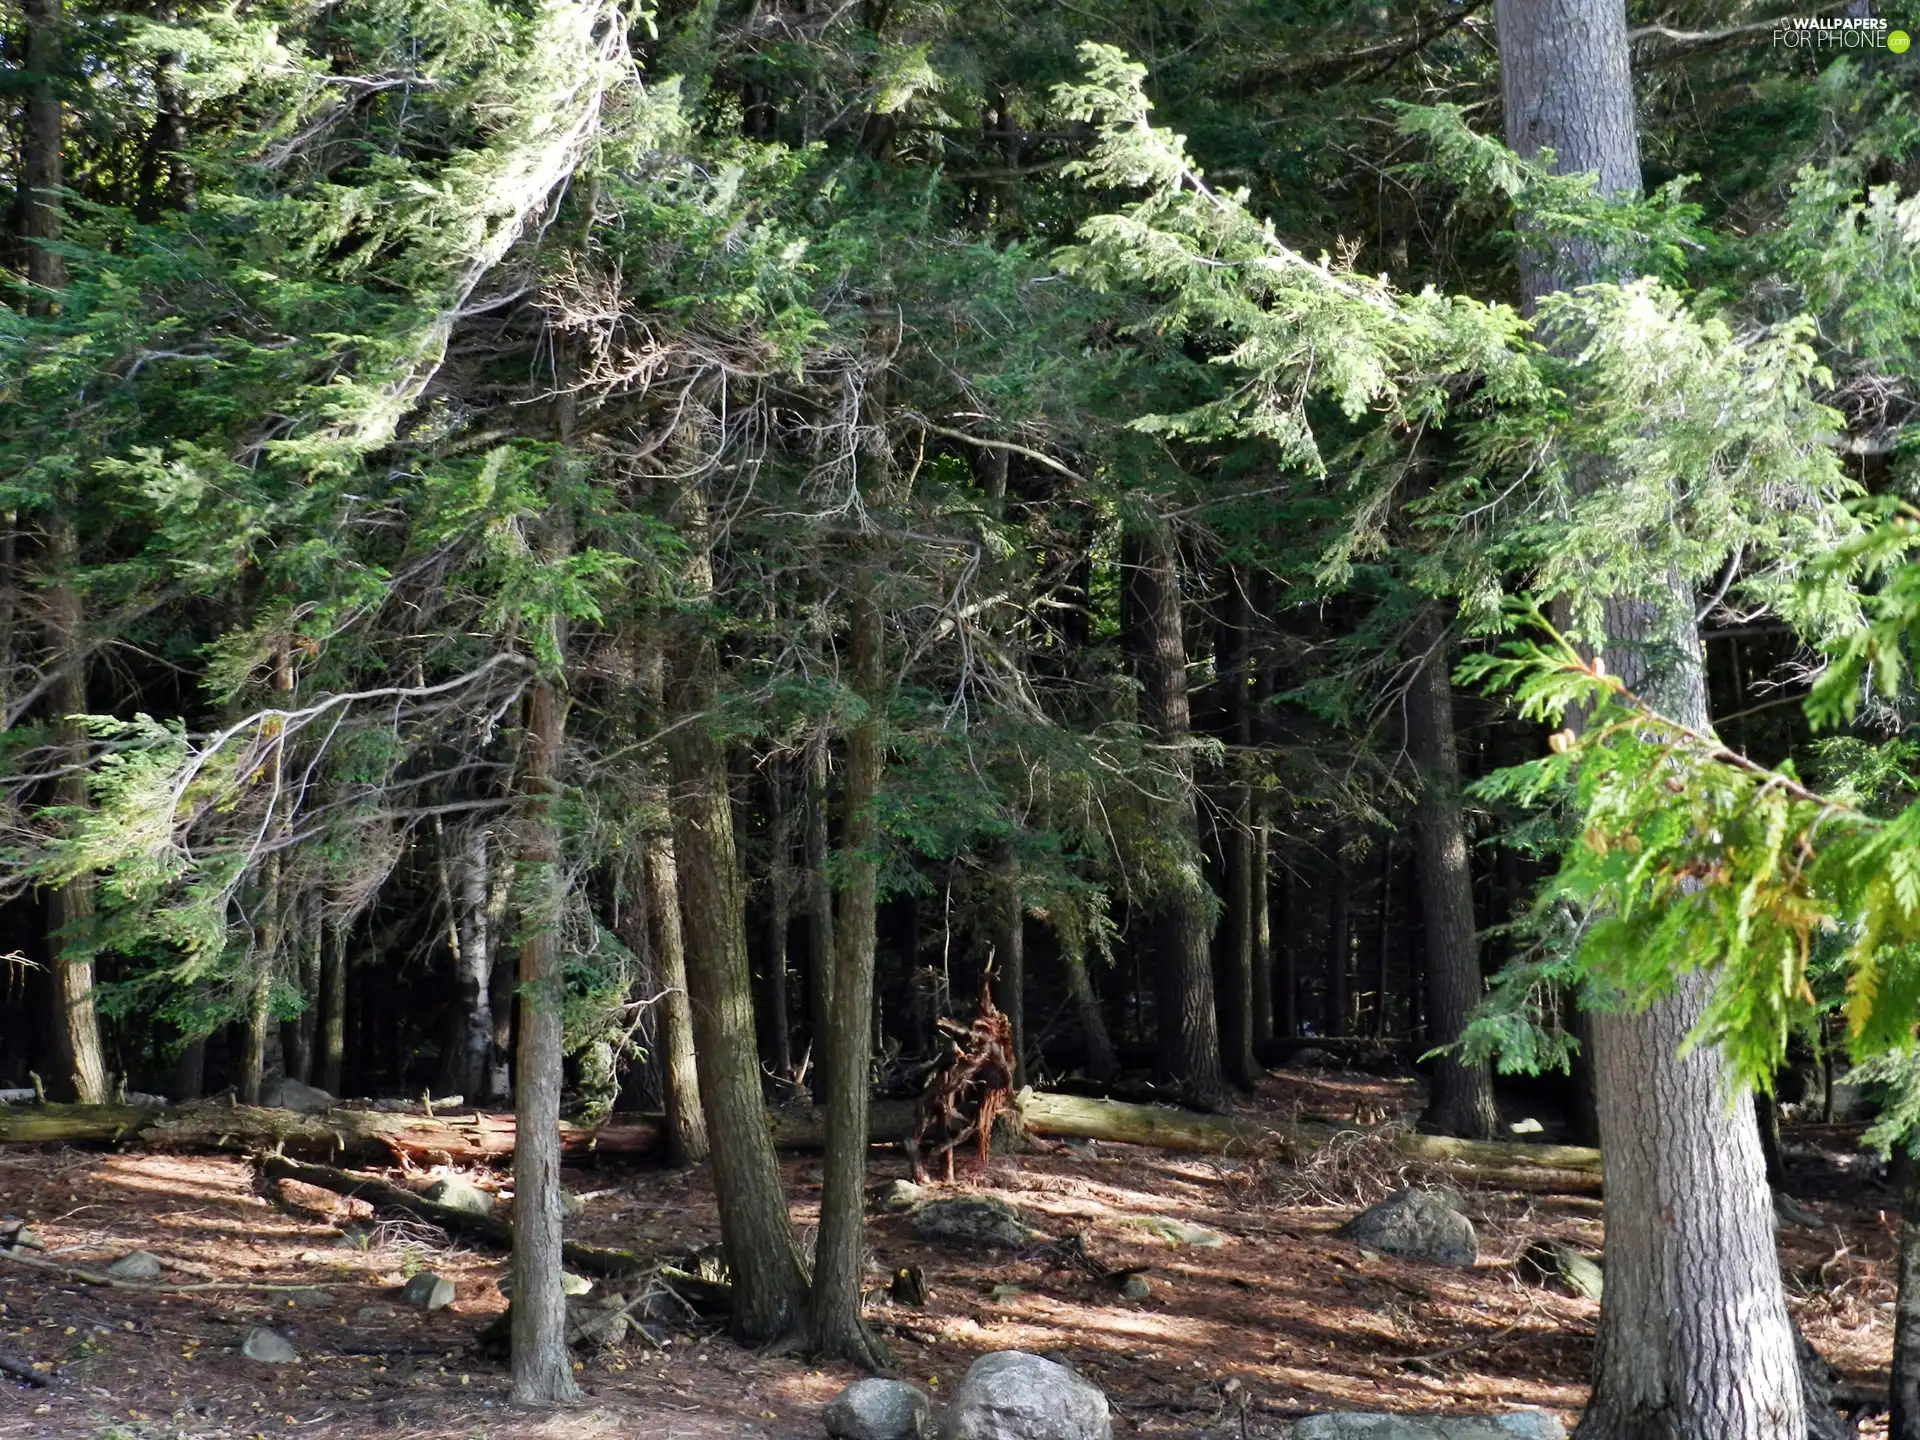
[1277,862,1299,1039]
[437,826,496,1102]
[1496,4,1805,1435]
[1217,568,1262,1089]
[665,468,809,1345]
[507,654,578,1404]
[240,647,295,1107]
[1406,609,1499,1139]
[804,561,888,1367]
[21,0,66,304]
[636,636,708,1167]
[1893,1151,1920,1440]
[45,516,108,1105]
[991,844,1028,1091]
[1060,930,1119,1083]
[804,740,835,1099]
[318,918,346,1097]
[1124,516,1225,1108]
[761,755,795,1080]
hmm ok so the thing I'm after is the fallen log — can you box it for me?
[1,1093,1601,1190]
[255,1154,648,1276]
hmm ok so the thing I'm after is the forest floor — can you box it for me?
[0,1069,1900,1439]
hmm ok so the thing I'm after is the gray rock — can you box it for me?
[824,1378,935,1440]
[260,1077,333,1113]
[1288,1047,1343,1070]
[279,1287,333,1310]
[400,1271,456,1310]
[1344,1188,1477,1267]
[420,1176,494,1217]
[353,1304,399,1323]
[1118,1274,1152,1302]
[106,1249,163,1280]
[497,1270,593,1298]
[1293,1414,1565,1440]
[942,1350,1111,1440]
[1118,1215,1225,1246]
[877,1179,929,1213]
[911,1197,1043,1250]
[240,1327,299,1364]
[1515,1239,1602,1301]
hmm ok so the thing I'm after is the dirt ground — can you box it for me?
[0,1070,1900,1439]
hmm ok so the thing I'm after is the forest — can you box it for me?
[2,0,1919,1437]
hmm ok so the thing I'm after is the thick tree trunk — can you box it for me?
[992,846,1028,1091]
[45,519,108,1106]
[805,564,887,1367]
[507,669,579,1406]
[286,893,320,1086]
[761,756,795,1080]
[446,828,497,1100]
[1060,933,1119,1082]
[636,637,708,1167]
[804,741,835,1099]
[240,650,295,1107]
[1372,840,1392,1040]
[1496,7,1804,1435]
[1893,1152,1920,1440]
[1277,862,1299,1038]
[319,920,347,1098]
[1326,846,1351,1037]
[21,0,66,306]
[1124,518,1225,1108]
[1217,570,1261,1089]
[665,475,808,1345]
[1406,609,1499,1140]
[1251,814,1274,1047]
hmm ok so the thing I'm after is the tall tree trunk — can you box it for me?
[1372,839,1392,1040]
[1406,610,1499,1139]
[1496,6,1804,1435]
[319,920,346,1097]
[21,0,66,306]
[240,648,295,1107]
[287,892,319,1086]
[1326,846,1351,1037]
[1124,518,1225,1108]
[665,472,808,1345]
[762,756,795,1080]
[804,741,835,1100]
[1277,861,1299,1039]
[1251,813,1274,1048]
[1892,1151,1920,1440]
[637,635,708,1167]
[992,844,1028,1091]
[805,562,887,1367]
[507,665,579,1405]
[45,516,107,1105]
[1217,569,1260,1089]
[1061,930,1119,1083]
[437,826,496,1100]
[486,859,514,1104]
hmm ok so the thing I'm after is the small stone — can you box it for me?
[1119,1215,1225,1247]
[1293,1414,1565,1440]
[106,1250,163,1280]
[1516,1240,1602,1302]
[1507,1117,1545,1136]
[241,1327,298,1364]
[942,1350,1111,1440]
[824,1377,935,1440]
[420,1177,493,1217]
[353,1305,400,1324]
[1343,1188,1478,1268]
[280,1287,333,1310]
[911,1196,1044,1250]
[1118,1274,1151,1302]
[401,1272,456,1310]
[990,1282,1022,1302]
[559,1191,586,1220]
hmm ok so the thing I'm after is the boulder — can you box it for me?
[876,1179,930,1213]
[241,1327,299,1364]
[1344,1188,1477,1267]
[1118,1215,1225,1247]
[260,1077,333,1114]
[1293,1414,1565,1440]
[824,1378,936,1440]
[942,1350,1111,1440]
[911,1196,1043,1250]
[420,1176,494,1217]
[1515,1240,1602,1301]
[400,1272,455,1310]
[106,1249,163,1281]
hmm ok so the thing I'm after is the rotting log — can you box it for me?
[1,1093,1602,1191]
[255,1154,647,1277]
